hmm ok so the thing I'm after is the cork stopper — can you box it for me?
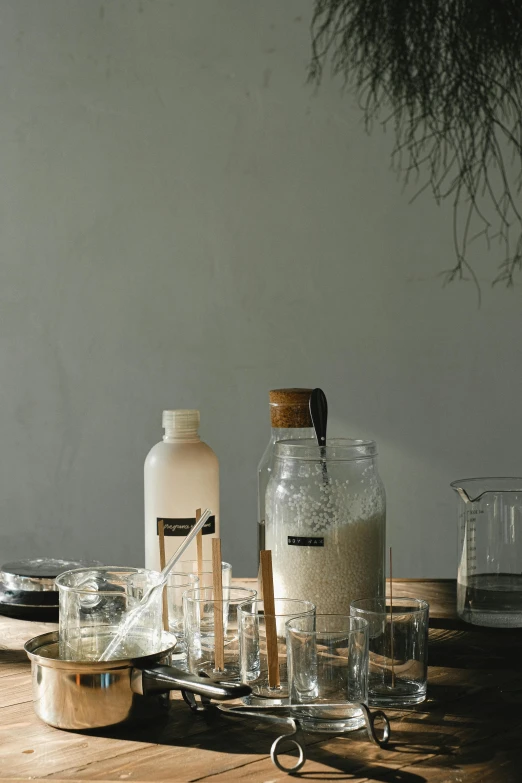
[269,388,313,428]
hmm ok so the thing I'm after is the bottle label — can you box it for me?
[287,536,324,547]
[157,516,216,536]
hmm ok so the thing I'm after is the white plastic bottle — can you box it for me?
[144,410,219,572]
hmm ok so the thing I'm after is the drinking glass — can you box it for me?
[286,614,369,732]
[350,597,429,707]
[176,560,232,589]
[239,598,315,704]
[183,586,257,682]
[166,572,199,666]
[56,567,164,661]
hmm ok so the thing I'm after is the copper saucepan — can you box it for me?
[25,631,250,730]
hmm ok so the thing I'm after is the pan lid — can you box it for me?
[0,558,103,607]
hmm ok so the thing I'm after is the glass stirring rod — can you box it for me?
[98,508,212,661]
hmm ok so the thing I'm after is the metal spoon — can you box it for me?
[309,388,328,484]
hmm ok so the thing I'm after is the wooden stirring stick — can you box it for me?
[260,550,280,689]
[195,508,203,577]
[158,520,169,632]
[389,546,395,688]
[212,538,225,672]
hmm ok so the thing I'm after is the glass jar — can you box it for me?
[265,439,386,614]
[257,389,314,555]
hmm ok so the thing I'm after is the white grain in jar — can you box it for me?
[265,439,386,614]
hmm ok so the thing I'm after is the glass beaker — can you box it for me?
[56,566,164,661]
[265,439,386,614]
[451,478,522,627]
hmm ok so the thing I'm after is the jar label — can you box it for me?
[287,536,324,547]
[156,517,216,536]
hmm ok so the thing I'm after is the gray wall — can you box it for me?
[0,0,520,577]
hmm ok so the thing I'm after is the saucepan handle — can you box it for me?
[133,665,251,701]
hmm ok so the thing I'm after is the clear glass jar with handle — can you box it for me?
[265,439,386,615]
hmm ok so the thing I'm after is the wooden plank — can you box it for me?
[196,697,521,783]
[46,711,334,783]
[189,744,435,783]
[43,693,285,780]
[398,716,522,783]
[45,738,267,782]
[387,578,457,620]
[0,580,521,782]
[0,616,57,651]
[0,651,30,679]
[0,702,154,778]
[196,688,499,783]
[0,671,33,708]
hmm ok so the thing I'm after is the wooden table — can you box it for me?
[1,579,521,782]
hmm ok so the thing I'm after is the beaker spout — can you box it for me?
[450,477,522,503]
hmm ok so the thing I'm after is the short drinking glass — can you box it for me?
[183,586,257,682]
[286,614,369,732]
[350,597,429,707]
[239,598,315,704]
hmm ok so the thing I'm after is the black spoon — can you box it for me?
[309,388,328,484]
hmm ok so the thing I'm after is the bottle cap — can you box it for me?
[269,389,313,428]
[162,410,200,434]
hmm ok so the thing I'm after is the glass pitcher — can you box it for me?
[451,477,522,627]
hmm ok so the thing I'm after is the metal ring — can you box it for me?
[371,710,390,745]
[270,733,306,774]
[181,689,199,712]
[361,703,391,747]
[181,689,212,712]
